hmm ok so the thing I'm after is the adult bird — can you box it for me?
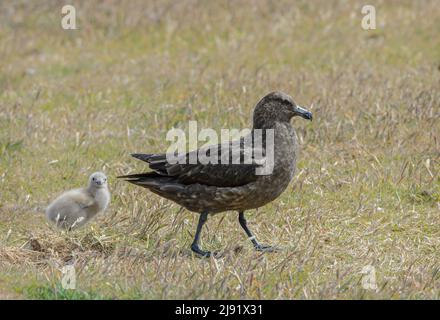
[119,91,312,257]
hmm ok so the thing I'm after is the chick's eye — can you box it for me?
[92,178,95,181]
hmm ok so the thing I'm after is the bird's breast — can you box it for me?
[272,122,298,177]
[94,188,111,211]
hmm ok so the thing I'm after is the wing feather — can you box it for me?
[127,136,266,187]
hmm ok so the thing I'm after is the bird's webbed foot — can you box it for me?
[191,243,212,258]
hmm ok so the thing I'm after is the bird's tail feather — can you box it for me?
[117,171,160,180]
[117,171,176,188]
[131,153,155,162]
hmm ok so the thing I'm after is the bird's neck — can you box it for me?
[87,186,106,197]
[252,119,293,135]
[253,117,275,130]
[251,121,296,156]
[87,186,110,211]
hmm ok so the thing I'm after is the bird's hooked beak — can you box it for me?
[293,105,313,121]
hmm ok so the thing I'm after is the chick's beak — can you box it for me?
[294,105,313,121]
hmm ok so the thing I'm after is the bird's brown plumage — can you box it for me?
[119,91,312,256]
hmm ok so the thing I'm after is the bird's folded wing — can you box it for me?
[131,139,267,187]
[69,190,95,209]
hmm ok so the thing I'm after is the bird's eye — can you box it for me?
[92,178,95,181]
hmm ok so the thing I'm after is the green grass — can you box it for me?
[0,0,439,299]
[21,284,107,300]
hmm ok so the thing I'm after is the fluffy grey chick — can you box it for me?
[46,172,110,230]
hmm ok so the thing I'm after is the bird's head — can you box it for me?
[253,91,312,128]
[89,172,108,189]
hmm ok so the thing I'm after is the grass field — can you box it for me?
[0,0,439,299]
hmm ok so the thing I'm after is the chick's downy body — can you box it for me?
[46,172,110,230]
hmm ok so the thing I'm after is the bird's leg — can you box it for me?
[238,211,274,252]
[191,212,211,257]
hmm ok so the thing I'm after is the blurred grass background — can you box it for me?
[0,0,439,299]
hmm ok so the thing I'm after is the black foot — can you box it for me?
[191,243,212,258]
[254,243,277,252]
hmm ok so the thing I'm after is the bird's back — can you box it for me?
[120,121,298,213]
[46,188,96,228]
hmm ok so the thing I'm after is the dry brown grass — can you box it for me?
[0,0,439,299]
